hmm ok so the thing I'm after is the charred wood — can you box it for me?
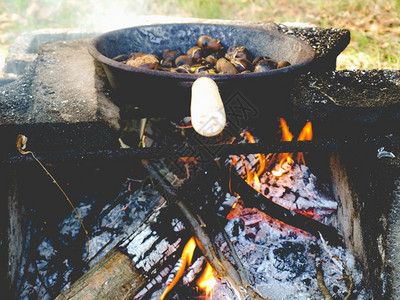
[55,248,145,300]
[55,201,192,299]
[230,170,344,246]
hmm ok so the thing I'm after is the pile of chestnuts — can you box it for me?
[113,35,291,75]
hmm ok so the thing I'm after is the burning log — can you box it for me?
[230,170,343,246]
[175,198,269,300]
[55,248,145,300]
[56,201,193,299]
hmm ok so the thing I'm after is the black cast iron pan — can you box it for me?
[88,23,315,118]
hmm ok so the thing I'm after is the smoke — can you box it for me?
[5,0,184,32]
[69,0,154,31]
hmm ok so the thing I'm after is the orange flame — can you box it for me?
[244,131,266,177]
[253,173,261,192]
[279,118,294,142]
[197,263,216,295]
[241,119,313,180]
[297,121,312,165]
[160,237,197,300]
[272,118,295,176]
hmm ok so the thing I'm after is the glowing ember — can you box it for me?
[160,237,196,300]
[197,263,217,296]
[229,121,339,222]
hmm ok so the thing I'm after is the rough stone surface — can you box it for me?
[330,146,400,299]
[5,28,99,76]
[291,69,400,138]
[277,24,350,69]
[0,38,120,153]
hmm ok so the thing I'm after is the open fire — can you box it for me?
[132,117,365,299]
[15,116,368,300]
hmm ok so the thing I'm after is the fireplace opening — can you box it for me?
[5,115,397,300]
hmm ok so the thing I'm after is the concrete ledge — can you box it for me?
[0,38,120,154]
[5,28,99,76]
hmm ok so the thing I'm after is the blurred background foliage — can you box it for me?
[0,0,399,75]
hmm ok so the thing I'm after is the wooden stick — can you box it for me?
[316,260,335,300]
[55,201,189,299]
[55,248,145,300]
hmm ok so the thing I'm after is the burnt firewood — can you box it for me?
[55,201,193,299]
[55,248,145,300]
[229,170,344,246]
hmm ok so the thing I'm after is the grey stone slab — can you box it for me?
[291,69,400,138]
[0,38,120,153]
[5,28,99,76]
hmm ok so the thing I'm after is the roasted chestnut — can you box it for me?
[230,58,252,72]
[253,58,277,72]
[215,58,238,75]
[117,35,287,75]
[277,60,291,69]
[226,44,253,61]
[252,56,270,66]
[175,55,193,67]
[162,49,182,60]
[197,35,224,51]
[186,46,203,62]
[160,57,175,68]
[126,54,159,69]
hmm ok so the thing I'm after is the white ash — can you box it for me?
[230,153,338,219]
[183,256,206,285]
[223,193,239,207]
[164,238,182,257]
[38,238,55,260]
[59,202,92,236]
[171,218,186,232]
[18,184,164,300]
[127,227,159,264]
[210,279,240,300]
[377,147,396,159]
[136,238,171,272]
[88,231,116,261]
[166,257,185,285]
[212,205,367,299]
[134,266,171,300]
[263,164,337,217]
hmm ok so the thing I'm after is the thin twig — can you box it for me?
[16,134,90,259]
[175,199,247,299]
[310,83,341,106]
[316,259,335,300]
[333,255,354,300]
[316,238,355,300]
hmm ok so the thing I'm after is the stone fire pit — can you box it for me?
[1,16,400,300]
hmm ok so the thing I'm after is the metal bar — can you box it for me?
[2,135,399,165]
